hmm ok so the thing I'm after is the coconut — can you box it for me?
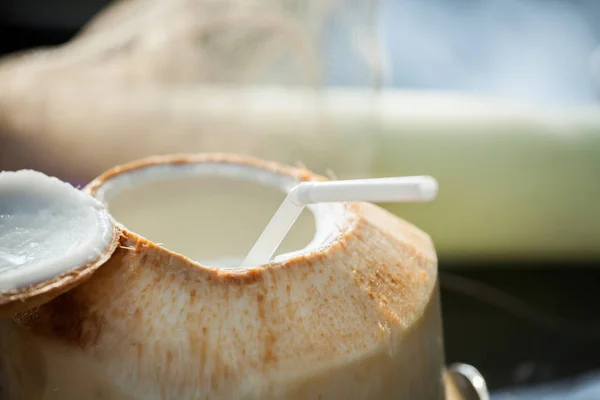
[0,154,445,399]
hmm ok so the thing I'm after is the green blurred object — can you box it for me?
[257,90,600,262]
[373,115,600,262]
[1,87,599,262]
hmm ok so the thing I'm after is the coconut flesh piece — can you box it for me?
[0,170,119,315]
[0,155,444,400]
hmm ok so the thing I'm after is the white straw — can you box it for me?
[240,176,438,268]
[288,176,438,205]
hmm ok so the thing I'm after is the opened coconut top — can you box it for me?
[86,153,349,266]
[0,154,348,316]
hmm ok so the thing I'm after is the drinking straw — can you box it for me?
[240,176,438,267]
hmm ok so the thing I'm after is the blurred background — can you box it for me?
[0,0,599,398]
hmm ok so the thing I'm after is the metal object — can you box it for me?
[447,363,490,400]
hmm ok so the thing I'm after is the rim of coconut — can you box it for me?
[0,171,121,316]
[0,153,353,316]
[84,153,352,270]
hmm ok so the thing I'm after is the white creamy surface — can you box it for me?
[0,170,115,291]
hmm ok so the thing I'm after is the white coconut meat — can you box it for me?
[0,170,116,292]
[92,162,347,268]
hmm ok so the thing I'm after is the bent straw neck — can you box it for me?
[241,175,439,268]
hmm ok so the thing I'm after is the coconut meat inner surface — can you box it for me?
[0,170,115,291]
[96,163,346,268]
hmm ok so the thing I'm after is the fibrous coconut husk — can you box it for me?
[0,0,383,180]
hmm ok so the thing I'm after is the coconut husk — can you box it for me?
[1,154,445,399]
[0,0,382,180]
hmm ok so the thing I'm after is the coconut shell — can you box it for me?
[1,154,444,399]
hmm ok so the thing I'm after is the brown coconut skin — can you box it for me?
[0,154,445,400]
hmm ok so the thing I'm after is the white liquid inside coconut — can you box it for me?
[95,163,345,268]
[0,170,115,291]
